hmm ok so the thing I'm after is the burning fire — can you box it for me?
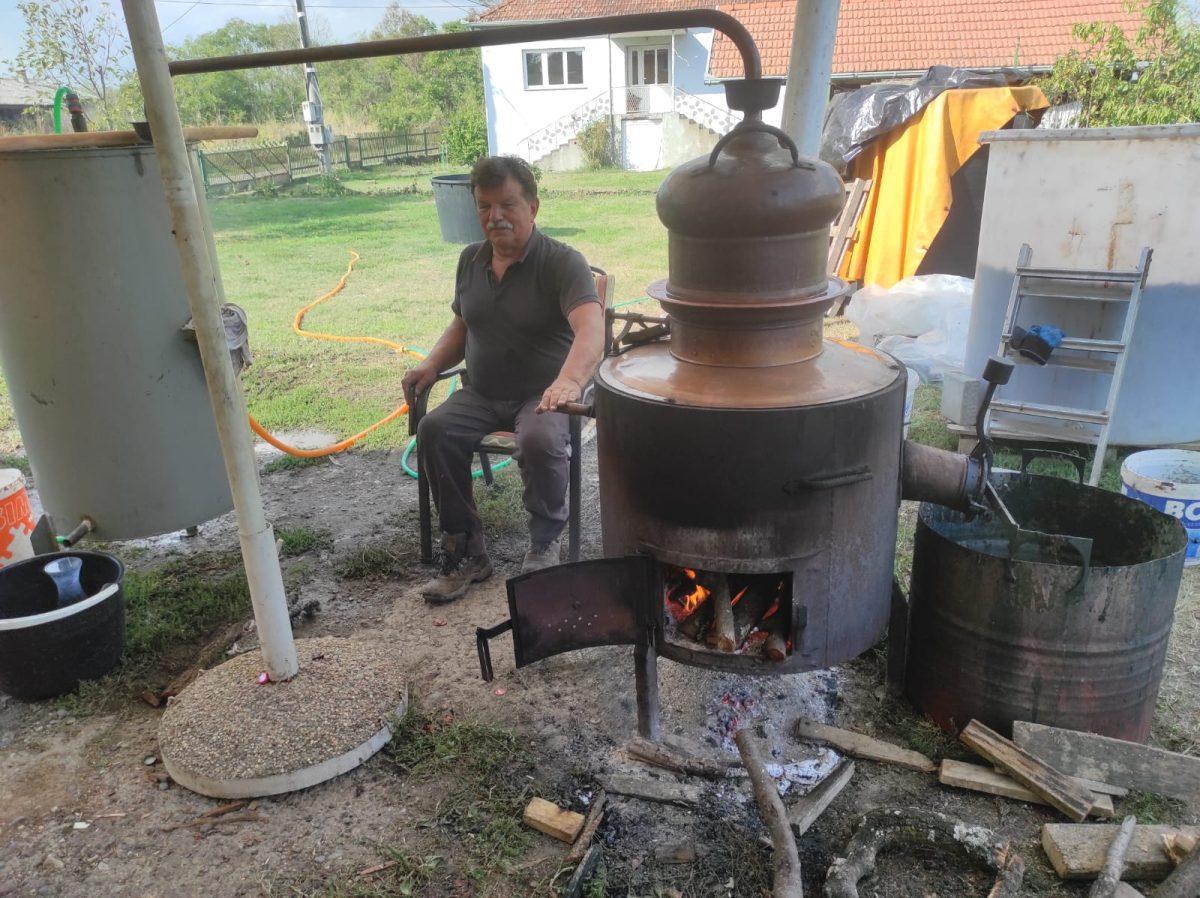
[679,582,710,615]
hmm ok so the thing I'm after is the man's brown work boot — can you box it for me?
[520,537,561,574]
[421,534,493,605]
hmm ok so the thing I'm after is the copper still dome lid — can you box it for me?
[600,120,900,410]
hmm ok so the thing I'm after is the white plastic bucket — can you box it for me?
[1121,449,1200,566]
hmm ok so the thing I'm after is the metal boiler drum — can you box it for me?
[0,145,233,539]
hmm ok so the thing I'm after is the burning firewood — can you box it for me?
[707,576,736,652]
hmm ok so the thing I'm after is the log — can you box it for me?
[0,126,258,152]
[626,737,734,778]
[595,774,701,807]
[708,577,736,652]
[764,633,788,662]
[1041,825,1200,881]
[565,792,607,865]
[788,759,854,838]
[1089,816,1137,898]
[794,720,936,773]
[522,798,584,843]
[1157,835,1200,898]
[824,808,1023,898]
[939,760,1114,817]
[678,599,712,641]
[960,720,1095,822]
[1012,721,1200,803]
[736,730,803,898]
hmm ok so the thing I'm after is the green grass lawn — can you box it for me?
[212,163,667,450]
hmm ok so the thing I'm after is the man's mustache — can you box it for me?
[487,221,514,231]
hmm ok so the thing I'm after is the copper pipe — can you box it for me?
[168,11,761,80]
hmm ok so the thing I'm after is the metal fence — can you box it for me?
[195,128,443,194]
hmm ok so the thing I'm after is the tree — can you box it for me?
[168,20,304,125]
[1042,0,1200,126]
[11,0,130,128]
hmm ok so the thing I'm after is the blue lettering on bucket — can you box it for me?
[1122,485,1200,560]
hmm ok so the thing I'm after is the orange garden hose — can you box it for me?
[247,251,422,457]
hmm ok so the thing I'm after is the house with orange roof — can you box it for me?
[470,0,1141,170]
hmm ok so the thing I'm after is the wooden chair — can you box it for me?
[409,267,614,564]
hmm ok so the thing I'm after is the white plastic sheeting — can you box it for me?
[847,274,973,383]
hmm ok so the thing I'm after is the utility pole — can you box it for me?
[780,0,841,158]
[294,0,332,173]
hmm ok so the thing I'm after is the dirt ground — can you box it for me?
[0,437,1197,898]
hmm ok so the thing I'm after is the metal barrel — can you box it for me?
[0,145,233,539]
[430,174,485,244]
[904,471,1188,742]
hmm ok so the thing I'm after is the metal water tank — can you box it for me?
[0,145,233,539]
[965,126,1200,446]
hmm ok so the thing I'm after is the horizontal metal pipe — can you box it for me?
[169,11,761,80]
[901,440,984,513]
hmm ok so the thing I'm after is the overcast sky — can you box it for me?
[0,0,487,73]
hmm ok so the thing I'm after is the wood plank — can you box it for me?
[788,759,855,838]
[522,797,584,843]
[960,720,1094,822]
[991,766,1126,797]
[0,126,258,151]
[1042,824,1200,881]
[595,774,701,807]
[563,844,602,898]
[793,719,936,773]
[626,737,733,778]
[940,760,1114,817]
[1013,721,1200,803]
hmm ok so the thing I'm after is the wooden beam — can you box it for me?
[793,719,936,773]
[789,759,855,837]
[596,774,701,807]
[626,737,734,778]
[1013,721,1200,803]
[1042,824,1200,881]
[939,760,1114,817]
[522,798,584,843]
[0,126,259,152]
[1157,835,1200,898]
[960,720,1094,822]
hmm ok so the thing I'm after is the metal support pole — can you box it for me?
[780,0,841,157]
[294,0,331,174]
[120,0,299,681]
[634,637,661,740]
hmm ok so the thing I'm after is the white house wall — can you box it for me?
[479,27,784,167]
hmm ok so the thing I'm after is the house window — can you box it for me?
[524,49,584,89]
[629,47,670,86]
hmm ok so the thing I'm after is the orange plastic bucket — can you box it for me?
[0,468,36,567]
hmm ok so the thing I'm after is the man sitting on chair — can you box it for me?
[402,156,604,604]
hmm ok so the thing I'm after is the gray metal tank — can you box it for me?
[0,144,233,539]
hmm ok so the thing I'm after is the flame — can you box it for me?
[763,597,781,619]
[682,568,697,580]
[730,586,748,606]
[680,583,710,615]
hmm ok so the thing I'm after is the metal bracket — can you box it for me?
[475,620,513,683]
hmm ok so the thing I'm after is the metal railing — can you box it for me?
[672,87,741,135]
[518,91,611,163]
[194,127,443,194]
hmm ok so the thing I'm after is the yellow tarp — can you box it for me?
[840,85,1049,289]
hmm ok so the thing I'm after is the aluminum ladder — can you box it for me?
[989,243,1153,486]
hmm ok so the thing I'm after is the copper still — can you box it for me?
[478,81,988,739]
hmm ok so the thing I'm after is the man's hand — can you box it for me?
[402,361,439,408]
[537,375,583,414]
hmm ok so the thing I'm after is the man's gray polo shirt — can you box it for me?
[451,227,599,401]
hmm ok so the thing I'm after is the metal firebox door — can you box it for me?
[476,555,664,737]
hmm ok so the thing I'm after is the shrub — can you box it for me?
[444,107,489,165]
[577,118,614,168]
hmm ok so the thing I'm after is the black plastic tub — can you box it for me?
[0,550,125,701]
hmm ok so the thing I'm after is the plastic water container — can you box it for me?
[1121,449,1200,566]
[0,468,35,568]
